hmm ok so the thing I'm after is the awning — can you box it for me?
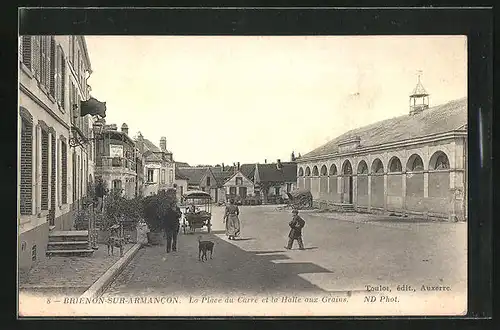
[80,97,107,117]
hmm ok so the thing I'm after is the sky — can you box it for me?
[85,36,467,166]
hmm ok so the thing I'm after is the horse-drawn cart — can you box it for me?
[286,189,313,210]
[182,190,212,234]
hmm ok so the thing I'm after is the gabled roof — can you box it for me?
[210,167,235,186]
[142,139,161,152]
[303,97,467,159]
[176,167,209,183]
[143,150,162,162]
[256,162,297,183]
[240,164,256,181]
[223,170,255,186]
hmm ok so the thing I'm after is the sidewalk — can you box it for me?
[19,243,135,297]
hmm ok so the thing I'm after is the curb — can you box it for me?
[80,243,142,299]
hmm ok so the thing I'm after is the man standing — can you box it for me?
[285,209,306,250]
[163,202,182,253]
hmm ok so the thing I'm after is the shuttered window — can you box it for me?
[60,50,66,109]
[21,36,32,69]
[55,46,66,110]
[61,140,67,204]
[49,37,56,97]
[32,36,41,80]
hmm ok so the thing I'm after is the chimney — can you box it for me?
[160,137,167,152]
[265,159,267,164]
[222,163,225,171]
[121,123,129,135]
[277,159,282,170]
[237,162,240,170]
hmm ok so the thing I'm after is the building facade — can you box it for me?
[296,84,467,221]
[135,135,176,196]
[18,36,105,270]
[254,160,297,203]
[94,122,138,199]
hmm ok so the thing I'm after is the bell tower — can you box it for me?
[409,70,429,115]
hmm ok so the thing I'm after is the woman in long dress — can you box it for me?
[223,199,241,240]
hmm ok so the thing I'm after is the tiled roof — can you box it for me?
[175,161,190,167]
[142,139,160,152]
[176,167,209,183]
[175,168,188,180]
[256,162,297,183]
[211,167,235,186]
[303,97,467,159]
[240,164,256,181]
[143,150,162,162]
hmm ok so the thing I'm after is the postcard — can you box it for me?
[18,34,467,317]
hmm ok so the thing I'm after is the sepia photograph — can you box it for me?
[18,33,468,317]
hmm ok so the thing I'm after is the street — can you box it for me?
[102,205,467,298]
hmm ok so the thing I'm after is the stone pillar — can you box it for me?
[352,175,357,207]
[402,173,407,215]
[423,171,429,198]
[367,174,372,211]
[383,173,388,211]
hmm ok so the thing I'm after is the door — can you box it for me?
[214,188,218,202]
[239,187,247,198]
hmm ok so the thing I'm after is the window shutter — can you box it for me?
[50,37,56,97]
[45,37,52,89]
[32,36,41,80]
[55,47,61,103]
[21,36,32,69]
[61,52,66,109]
[39,37,46,85]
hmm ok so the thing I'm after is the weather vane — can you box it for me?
[416,70,423,82]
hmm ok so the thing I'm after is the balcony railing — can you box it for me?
[96,156,136,171]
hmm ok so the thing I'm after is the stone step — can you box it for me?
[49,231,89,242]
[46,249,95,257]
[49,230,88,237]
[47,241,90,251]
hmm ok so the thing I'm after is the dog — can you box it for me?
[107,236,123,256]
[197,235,214,262]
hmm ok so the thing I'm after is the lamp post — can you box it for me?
[89,120,105,250]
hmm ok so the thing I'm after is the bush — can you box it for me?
[142,189,177,233]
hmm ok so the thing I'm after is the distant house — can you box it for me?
[136,134,176,196]
[199,164,238,203]
[254,160,297,204]
[174,168,188,200]
[176,167,209,191]
[223,165,256,202]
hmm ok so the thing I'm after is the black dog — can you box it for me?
[197,235,214,262]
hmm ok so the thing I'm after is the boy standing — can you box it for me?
[285,209,305,250]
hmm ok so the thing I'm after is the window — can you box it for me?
[161,169,165,184]
[206,176,211,186]
[113,179,122,191]
[21,36,32,69]
[147,169,154,182]
[169,170,173,183]
[275,187,281,195]
[31,245,37,262]
[286,183,292,193]
[54,45,66,110]
[229,187,237,195]
[20,114,33,215]
[50,133,56,225]
[39,36,52,90]
[49,37,56,97]
[235,177,243,185]
[61,140,67,204]
[41,129,49,210]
